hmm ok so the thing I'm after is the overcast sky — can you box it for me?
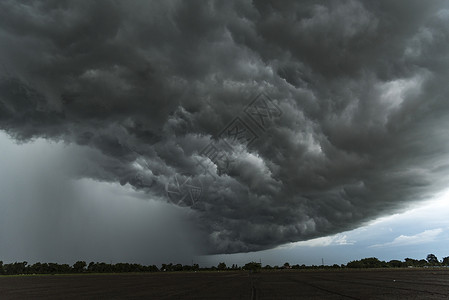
[1,0,449,266]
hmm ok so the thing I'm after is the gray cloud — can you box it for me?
[1,0,449,254]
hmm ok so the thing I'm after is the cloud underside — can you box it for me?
[1,0,449,253]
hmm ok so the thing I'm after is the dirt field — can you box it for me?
[0,268,448,299]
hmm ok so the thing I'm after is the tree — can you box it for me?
[347,260,364,268]
[442,256,449,266]
[73,261,87,273]
[404,258,419,267]
[291,264,300,269]
[243,262,261,272]
[217,262,226,270]
[426,254,439,265]
[161,263,173,272]
[388,260,403,268]
[332,264,340,269]
[87,262,97,272]
[283,262,290,269]
[4,262,28,275]
[418,259,428,267]
[346,257,386,268]
[361,257,386,268]
[191,264,199,271]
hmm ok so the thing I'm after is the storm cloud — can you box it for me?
[1,0,449,254]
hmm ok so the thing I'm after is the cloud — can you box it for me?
[370,228,444,248]
[0,0,449,254]
[291,234,355,248]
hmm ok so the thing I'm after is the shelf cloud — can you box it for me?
[1,0,449,254]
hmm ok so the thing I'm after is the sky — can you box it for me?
[1,0,449,267]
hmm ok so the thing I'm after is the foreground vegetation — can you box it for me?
[0,254,448,275]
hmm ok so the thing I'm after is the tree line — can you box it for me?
[0,254,447,275]
[0,261,159,275]
[346,254,449,269]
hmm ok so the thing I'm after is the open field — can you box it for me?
[1,268,448,299]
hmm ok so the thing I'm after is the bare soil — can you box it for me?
[0,268,448,299]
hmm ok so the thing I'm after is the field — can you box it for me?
[1,268,448,299]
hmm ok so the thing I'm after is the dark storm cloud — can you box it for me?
[1,0,449,253]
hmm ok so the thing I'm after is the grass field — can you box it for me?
[1,268,448,299]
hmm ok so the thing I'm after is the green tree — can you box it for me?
[217,262,227,270]
[73,261,87,273]
[4,262,28,275]
[426,254,439,265]
[388,260,403,268]
[148,264,160,272]
[332,264,340,269]
[441,256,449,266]
[347,260,364,268]
[291,264,300,269]
[161,263,173,272]
[361,257,386,268]
[442,256,449,266]
[347,257,386,268]
[404,258,419,267]
[243,262,261,272]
